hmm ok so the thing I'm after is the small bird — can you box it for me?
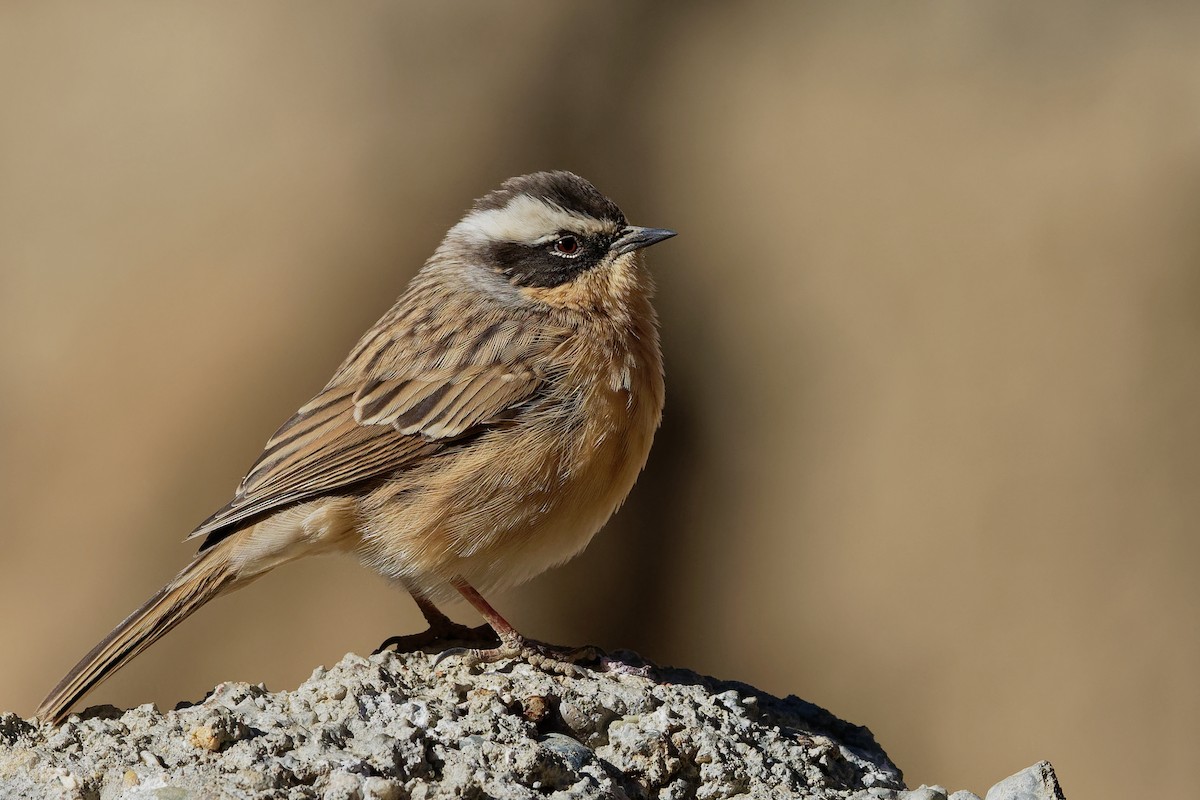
[38,171,674,724]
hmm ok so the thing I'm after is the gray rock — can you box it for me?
[903,787,948,800]
[0,651,1066,799]
[0,650,902,799]
[984,761,1066,800]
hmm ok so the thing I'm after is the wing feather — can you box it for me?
[189,303,554,546]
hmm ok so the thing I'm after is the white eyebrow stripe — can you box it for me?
[452,195,611,244]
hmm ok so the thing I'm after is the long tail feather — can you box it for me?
[37,540,237,724]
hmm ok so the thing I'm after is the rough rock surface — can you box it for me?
[0,649,1064,799]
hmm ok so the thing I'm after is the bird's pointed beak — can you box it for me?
[613,226,677,255]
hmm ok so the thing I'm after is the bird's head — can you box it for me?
[438,171,675,312]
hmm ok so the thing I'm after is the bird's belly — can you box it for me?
[356,384,657,598]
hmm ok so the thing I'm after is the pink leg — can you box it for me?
[436,577,602,675]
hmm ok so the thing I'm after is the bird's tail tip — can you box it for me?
[36,545,235,725]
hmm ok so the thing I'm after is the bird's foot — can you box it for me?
[434,635,603,677]
[373,621,498,655]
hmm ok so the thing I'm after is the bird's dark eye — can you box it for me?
[552,235,580,257]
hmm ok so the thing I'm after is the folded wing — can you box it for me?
[189,309,552,548]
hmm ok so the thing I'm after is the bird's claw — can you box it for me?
[374,622,497,655]
[596,654,653,677]
[434,636,603,677]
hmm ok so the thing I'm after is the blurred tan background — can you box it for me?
[2,2,1197,797]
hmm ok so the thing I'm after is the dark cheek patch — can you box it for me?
[489,241,604,289]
